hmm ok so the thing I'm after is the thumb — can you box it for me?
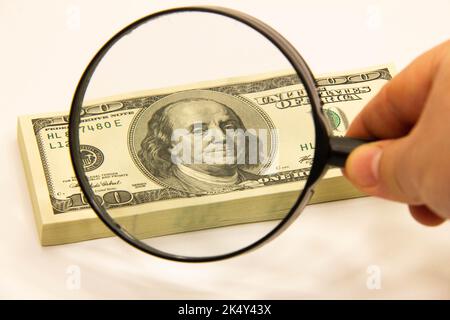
[344,137,422,204]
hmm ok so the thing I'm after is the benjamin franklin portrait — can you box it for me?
[130,90,275,194]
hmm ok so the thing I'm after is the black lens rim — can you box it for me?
[68,5,331,263]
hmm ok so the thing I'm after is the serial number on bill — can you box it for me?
[178,304,271,317]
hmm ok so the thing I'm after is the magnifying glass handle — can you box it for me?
[328,136,375,168]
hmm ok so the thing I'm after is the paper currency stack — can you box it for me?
[18,65,394,246]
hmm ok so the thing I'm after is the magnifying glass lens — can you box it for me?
[76,11,316,259]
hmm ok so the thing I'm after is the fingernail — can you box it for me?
[347,145,382,187]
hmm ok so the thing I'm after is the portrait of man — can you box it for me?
[137,96,267,194]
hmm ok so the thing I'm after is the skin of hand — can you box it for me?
[344,40,450,226]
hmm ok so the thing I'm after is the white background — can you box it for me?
[1,0,450,299]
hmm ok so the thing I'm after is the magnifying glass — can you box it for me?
[68,6,368,262]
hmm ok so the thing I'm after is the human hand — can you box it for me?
[344,40,450,226]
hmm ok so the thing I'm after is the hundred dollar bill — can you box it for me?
[18,65,395,245]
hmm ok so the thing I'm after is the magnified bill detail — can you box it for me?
[72,10,318,259]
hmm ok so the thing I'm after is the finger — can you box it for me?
[346,40,450,140]
[344,138,423,204]
[409,204,445,227]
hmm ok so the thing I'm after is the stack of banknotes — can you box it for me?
[18,65,394,245]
